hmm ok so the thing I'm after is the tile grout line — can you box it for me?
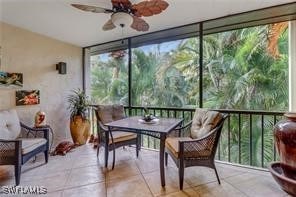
[51,149,105,196]
[134,150,155,197]
[60,156,75,197]
[222,173,253,197]
[104,165,107,197]
[93,147,107,197]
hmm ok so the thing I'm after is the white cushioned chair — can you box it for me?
[0,109,49,185]
[165,108,228,190]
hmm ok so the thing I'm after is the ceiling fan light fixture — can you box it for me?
[111,12,133,27]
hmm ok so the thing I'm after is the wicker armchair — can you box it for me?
[0,109,49,185]
[165,108,228,190]
[94,105,140,170]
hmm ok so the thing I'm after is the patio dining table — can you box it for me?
[105,116,183,187]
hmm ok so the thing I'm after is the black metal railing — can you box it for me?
[88,106,284,168]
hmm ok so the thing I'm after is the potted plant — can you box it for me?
[68,89,90,145]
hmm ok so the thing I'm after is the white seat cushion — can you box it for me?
[109,131,137,144]
[0,109,21,140]
[191,108,222,139]
[18,138,47,154]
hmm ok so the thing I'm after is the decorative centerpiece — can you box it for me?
[138,107,159,124]
[34,110,46,127]
[68,89,90,145]
[269,112,296,196]
[143,107,154,122]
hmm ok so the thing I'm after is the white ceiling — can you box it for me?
[0,0,294,47]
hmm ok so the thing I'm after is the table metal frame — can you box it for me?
[105,116,183,187]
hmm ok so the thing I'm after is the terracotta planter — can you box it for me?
[70,115,90,145]
[274,113,296,179]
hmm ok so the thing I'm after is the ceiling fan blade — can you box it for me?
[111,0,132,7]
[71,4,113,14]
[102,19,116,31]
[131,16,149,32]
[132,0,169,17]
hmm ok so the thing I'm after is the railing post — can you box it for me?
[199,22,203,108]
[228,115,231,162]
[249,114,253,166]
[238,114,241,164]
[261,115,264,167]
[128,38,132,117]
[289,21,296,111]
[130,106,284,168]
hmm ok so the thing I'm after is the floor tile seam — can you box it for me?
[191,179,249,197]
[20,168,71,183]
[46,187,65,196]
[63,178,106,190]
[60,181,106,197]
[219,171,249,179]
[139,167,163,177]
[105,174,147,197]
[134,159,155,197]
[138,168,161,175]
[104,170,107,197]
[139,165,194,196]
[70,160,103,171]
[105,165,141,182]
[222,176,251,197]
[60,162,74,196]
[187,178,220,188]
[220,171,250,181]
[106,173,140,184]
[224,173,284,194]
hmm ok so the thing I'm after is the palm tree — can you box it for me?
[170,23,288,166]
[90,51,128,104]
[90,22,288,167]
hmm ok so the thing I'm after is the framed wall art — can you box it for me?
[0,72,23,88]
[16,90,40,106]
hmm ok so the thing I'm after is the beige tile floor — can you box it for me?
[0,144,290,197]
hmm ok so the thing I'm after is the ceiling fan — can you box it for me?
[71,0,169,32]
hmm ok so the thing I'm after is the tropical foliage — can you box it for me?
[68,89,89,120]
[90,22,289,167]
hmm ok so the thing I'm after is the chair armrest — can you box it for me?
[173,121,192,137]
[0,139,20,143]
[20,122,50,140]
[98,121,108,132]
[98,121,126,132]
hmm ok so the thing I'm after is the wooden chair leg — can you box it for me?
[104,147,109,168]
[112,149,115,170]
[15,164,21,186]
[136,135,141,158]
[179,160,184,190]
[138,135,142,151]
[165,152,168,166]
[136,144,139,158]
[97,145,100,157]
[44,150,49,163]
[213,164,221,184]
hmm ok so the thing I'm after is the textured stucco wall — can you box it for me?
[0,22,82,144]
